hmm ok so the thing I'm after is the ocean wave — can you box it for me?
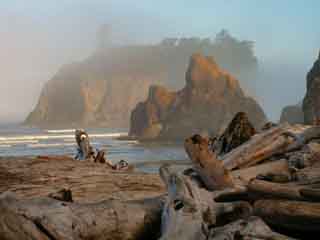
[46,129,75,133]
[27,143,76,148]
[0,144,11,148]
[0,140,39,145]
[0,132,127,142]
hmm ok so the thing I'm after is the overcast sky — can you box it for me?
[0,0,319,122]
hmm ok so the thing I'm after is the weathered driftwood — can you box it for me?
[248,179,305,201]
[254,199,320,232]
[221,124,293,170]
[75,129,95,161]
[208,216,295,240]
[299,188,320,201]
[220,124,316,170]
[232,159,290,183]
[0,156,164,202]
[283,126,320,151]
[285,142,320,169]
[159,165,252,240]
[293,166,320,185]
[0,191,163,240]
[184,135,234,190]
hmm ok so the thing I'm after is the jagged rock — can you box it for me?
[129,54,266,140]
[212,112,256,155]
[303,51,320,124]
[280,104,304,124]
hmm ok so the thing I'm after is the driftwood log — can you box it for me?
[254,199,320,232]
[184,135,234,190]
[221,124,313,170]
[208,216,295,240]
[159,165,252,240]
[0,191,163,240]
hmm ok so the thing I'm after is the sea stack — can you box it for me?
[129,54,267,140]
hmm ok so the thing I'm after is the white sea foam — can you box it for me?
[0,140,38,145]
[46,129,75,133]
[0,132,127,142]
[27,143,76,148]
[0,144,11,148]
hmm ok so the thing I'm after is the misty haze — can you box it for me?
[0,1,320,239]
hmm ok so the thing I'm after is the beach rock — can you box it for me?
[303,50,320,124]
[129,54,266,140]
[280,103,304,124]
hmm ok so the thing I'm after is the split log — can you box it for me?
[208,216,295,240]
[0,191,164,240]
[184,135,234,190]
[159,165,252,240]
[254,199,320,232]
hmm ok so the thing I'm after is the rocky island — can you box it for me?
[25,31,259,128]
[129,54,266,140]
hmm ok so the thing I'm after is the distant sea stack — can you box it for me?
[303,51,320,124]
[129,54,267,140]
[25,31,259,128]
[279,103,304,124]
[25,61,158,128]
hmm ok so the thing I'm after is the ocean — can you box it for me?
[0,124,188,173]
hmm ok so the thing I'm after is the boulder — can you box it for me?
[129,54,267,140]
[303,51,320,124]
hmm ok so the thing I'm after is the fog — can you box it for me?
[0,1,319,123]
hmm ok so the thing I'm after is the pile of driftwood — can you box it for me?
[2,112,320,239]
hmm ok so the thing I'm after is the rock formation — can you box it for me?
[129,54,266,140]
[25,31,259,128]
[280,103,304,124]
[303,51,320,124]
[25,61,158,128]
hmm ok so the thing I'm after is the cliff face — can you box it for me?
[129,54,267,140]
[25,62,160,128]
[303,51,320,124]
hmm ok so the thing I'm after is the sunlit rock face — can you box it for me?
[129,54,267,140]
[303,51,320,125]
[25,62,159,128]
[280,104,304,124]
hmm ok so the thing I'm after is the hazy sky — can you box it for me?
[1,0,319,122]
